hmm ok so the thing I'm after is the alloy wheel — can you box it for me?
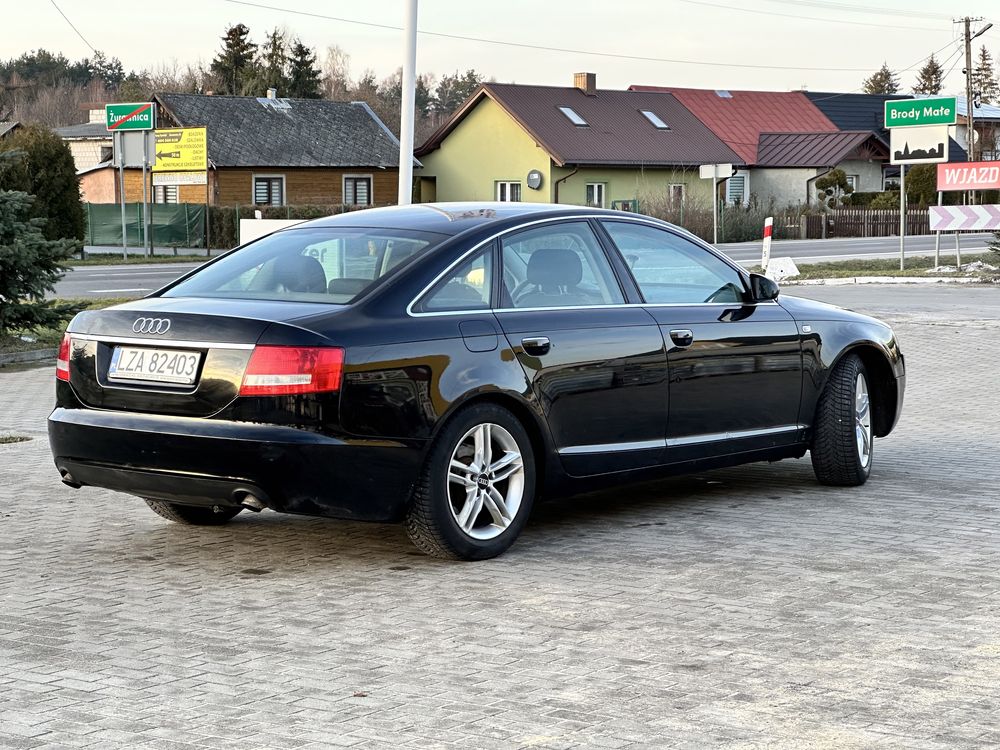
[855,373,872,468]
[446,422,525,540]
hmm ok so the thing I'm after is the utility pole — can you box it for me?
[957,16,992,203]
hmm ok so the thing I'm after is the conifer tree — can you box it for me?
[209,24,259,95]
[287,39,321,99]
[0,151,79,338]
[972,46,999,104]
[912,54,943,95]
[863,62,900,95]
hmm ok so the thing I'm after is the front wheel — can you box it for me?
[405,403,536,560]
[144,499,243,525]
[811,354,873,486]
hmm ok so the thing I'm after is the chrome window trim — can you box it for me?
[70,333,255,350]
[406,213,754,318]
[558,424,806,455]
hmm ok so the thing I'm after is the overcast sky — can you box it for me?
[6,0,1000,93]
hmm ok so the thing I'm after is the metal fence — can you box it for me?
[84,203,206,247]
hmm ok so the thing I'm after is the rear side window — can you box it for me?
[163,226,446,304]
[418,247,493,312]
[602,221,746,304]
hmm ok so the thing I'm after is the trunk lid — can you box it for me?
[66,297,342,417]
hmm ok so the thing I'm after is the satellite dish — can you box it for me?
[526,169,543,190]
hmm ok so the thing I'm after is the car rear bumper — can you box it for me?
[48,407,424,522]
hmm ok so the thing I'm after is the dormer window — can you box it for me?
[640,110,670,130]
[558,106,588,127]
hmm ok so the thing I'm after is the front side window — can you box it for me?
[154,185,178,204]
[668,184,686,205]
[602,221,746,305]
[501,222,624,309]
[254,176,284,206]
[344,176,372,205]
[163,227,446,304]
[419,247,493,312]
[496,182,521,202]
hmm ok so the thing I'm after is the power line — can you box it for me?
[678,0,942,31]
[222,0,887,72]
[48,0,97,54]
[758,0,952,21]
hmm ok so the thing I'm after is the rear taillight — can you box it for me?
[56,333,71,382]
[239,346,344,396]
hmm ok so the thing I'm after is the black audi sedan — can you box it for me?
[49,203,905,560]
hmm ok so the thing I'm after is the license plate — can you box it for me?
[108,346,201,385]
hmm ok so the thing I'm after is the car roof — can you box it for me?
[294,202,635,237]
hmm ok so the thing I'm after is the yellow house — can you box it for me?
[416,73,743,210]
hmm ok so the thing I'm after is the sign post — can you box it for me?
[116,132,127,259]
[699,163,733,245]
[885,96,955,270]
[107,103,156,258]
[933,161,1000,268]
[761,216,773,272]
[152,127,208,252]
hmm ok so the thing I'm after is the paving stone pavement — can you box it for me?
[1,286,999,749]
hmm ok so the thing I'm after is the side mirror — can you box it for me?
[749,273,780,301]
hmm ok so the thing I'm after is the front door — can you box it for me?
[495,221,667,475]
[600,220,803,463]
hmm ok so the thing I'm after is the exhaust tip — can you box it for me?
[59,469,82,489]
[235,491,267,512]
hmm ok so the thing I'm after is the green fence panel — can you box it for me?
[83,203,205,248]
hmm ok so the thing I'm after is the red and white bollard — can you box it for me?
[761,216,773,272]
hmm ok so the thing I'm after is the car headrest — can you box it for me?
[526,248,583,288]
[274,254,327,294]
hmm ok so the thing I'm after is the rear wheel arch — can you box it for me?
[826,343,898,438]
[430,391,552,491]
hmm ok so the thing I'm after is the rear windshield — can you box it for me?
[162,226,447,304]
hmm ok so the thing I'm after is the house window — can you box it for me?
[496,181,521,202]
[668,184,686,204]
[253,175,284,206]
[344,175,373,205]
[640,110,670,130]
[845,175,860,191]
[883,173,901,191]
[727,174,747,205]
[153,185,178,204]
[558,106,588,127]
[585,183,606,208]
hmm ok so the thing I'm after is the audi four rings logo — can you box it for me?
[132,317,171,335]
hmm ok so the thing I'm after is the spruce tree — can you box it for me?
[912,54,944,95]
[972,46,999,104]
[258,28,289,94]
[863,62,900,95]
[287,39,321,98]
[0,125,85,242]
[209,23,259,95]
[0,151,79,339]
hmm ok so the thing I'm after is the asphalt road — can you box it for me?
[56,233,997,298]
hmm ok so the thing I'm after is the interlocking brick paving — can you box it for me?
[1,286,998,749]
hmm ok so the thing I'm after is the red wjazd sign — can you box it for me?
[937,162,1000,192]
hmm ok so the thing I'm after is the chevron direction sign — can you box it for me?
[929,205,1000,232]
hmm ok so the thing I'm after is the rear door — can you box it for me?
[599,220,803,462]
[493,220,667,475]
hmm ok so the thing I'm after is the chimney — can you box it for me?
[267,87,278,100]
[574,72,596,97]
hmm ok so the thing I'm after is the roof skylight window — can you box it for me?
[640,110,670,130]
[558,106,588,127]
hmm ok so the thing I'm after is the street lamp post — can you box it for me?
[397,0,418,206]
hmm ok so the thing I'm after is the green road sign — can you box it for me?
[884,97,957,129]
[105,102,156,131]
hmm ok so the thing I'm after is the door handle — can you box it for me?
[521,336,551,355]
[669,329,694,347]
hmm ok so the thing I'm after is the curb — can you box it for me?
[0,348,58,367]
[784,276,997,286]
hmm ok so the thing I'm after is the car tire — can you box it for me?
[811,353,873,486]
[144,499,244,525]
[405,403,536,560]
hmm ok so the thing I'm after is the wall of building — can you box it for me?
[748,167,820,207]
[68,139,112,173]
[80,168,206,204]
[213,167,398,206]
[549,166,712,208]
[79,169,117,203]
[418,97,553,202]
[837,159,885,193]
